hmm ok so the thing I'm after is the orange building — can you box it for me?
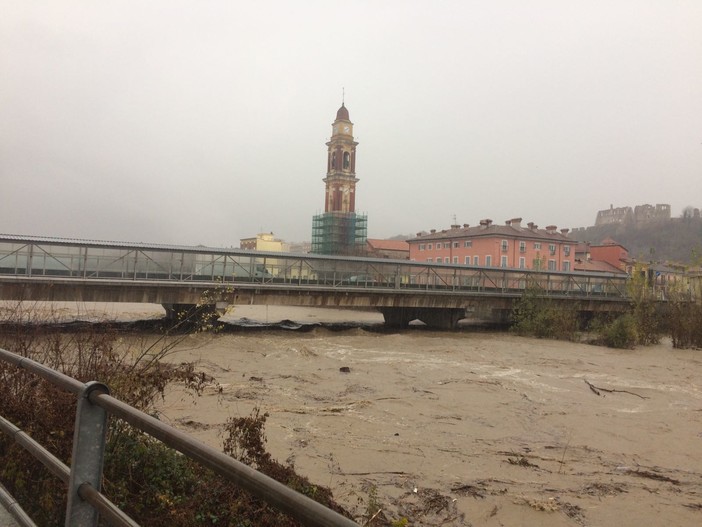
[408,218,575,271]
[589,238,629,272]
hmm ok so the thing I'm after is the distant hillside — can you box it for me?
[570,218,702,264]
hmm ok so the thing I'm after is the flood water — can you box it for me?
[156,305,702,526]
[3,302,702,526]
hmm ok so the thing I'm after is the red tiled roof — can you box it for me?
[595,237,629,251]
[574,259,627,274]
[367,239,409,251]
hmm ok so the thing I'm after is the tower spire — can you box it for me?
[342,86,345,105]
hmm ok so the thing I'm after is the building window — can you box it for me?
[534,242,541,250]
[549,244,556,255]
[453,242,459,248]
[427,243,432,250]
[464,240,472,247]
[437,244,442,251]
[453,256,458,264]
[548,259,556,271]
[486,255,492,267]
[343,151,350,169]
[500,255,508,268]
[563,261,571,272]
[519,241,526,253]
[465,256,470,265]
[444,243,451,249]
[564,245,571,256]
[501,240,508,252]
[519,257,526,269]
[533,258,542,270]
[473,255,479,266]
[419,244,425,251]
[427,258,433,263]
[445,257,451,263]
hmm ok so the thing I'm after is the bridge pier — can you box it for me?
[379,307,466,330]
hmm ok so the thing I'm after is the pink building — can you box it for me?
[408,218,575,272]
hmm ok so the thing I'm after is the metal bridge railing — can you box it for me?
[0,347,359,527]
[0,235,632,300]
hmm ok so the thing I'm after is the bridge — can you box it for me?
[0,235,631,329]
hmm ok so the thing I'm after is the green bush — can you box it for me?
[511,289,579,341]
[597,314,638,349]
[668,300,702,349]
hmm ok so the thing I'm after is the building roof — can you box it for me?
[574,259,627,275]
[574,242,590,254]
[409,221,572,243]
[367,239,410,251]
[595,237,629,251]
[335,103,350,121]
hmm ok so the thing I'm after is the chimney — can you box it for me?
[510,217,522,228]
[545,225,557,234]
[463,223,470,228]
[527,222,534,230]
[416,232,423,237]
[479,218,493,228]
[430,229,436,234]
[561,228,570,235]
[451,224,460,229]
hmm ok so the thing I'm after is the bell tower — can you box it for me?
[311,102,368,255]
[324,103,359,213]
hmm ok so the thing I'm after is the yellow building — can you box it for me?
[239,232,287,252]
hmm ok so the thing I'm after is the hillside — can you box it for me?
[570,218,702,264]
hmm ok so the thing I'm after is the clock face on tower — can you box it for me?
[343,126,350,133]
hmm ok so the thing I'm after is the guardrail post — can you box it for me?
[65,381,110,527]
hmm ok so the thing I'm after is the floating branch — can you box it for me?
[584,379,649,400]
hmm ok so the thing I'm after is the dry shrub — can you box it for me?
[0,304,352,526]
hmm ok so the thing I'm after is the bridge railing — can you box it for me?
[0,347,359,527]
[0,235,630,300]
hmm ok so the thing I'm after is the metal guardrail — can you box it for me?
[0,347,359,527]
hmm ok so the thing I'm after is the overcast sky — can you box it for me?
[1,1,701,247]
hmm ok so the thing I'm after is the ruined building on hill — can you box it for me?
[595,203,671,227]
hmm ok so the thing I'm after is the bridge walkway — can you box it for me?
[0,234,633,328]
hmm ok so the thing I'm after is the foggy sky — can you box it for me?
[2,1,701,247]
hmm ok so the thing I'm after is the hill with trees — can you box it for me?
[570,217,702,264]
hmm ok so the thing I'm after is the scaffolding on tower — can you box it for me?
[311,212,368,255]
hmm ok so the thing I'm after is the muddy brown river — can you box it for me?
[149,305,701,526]
[5,302,702,526]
